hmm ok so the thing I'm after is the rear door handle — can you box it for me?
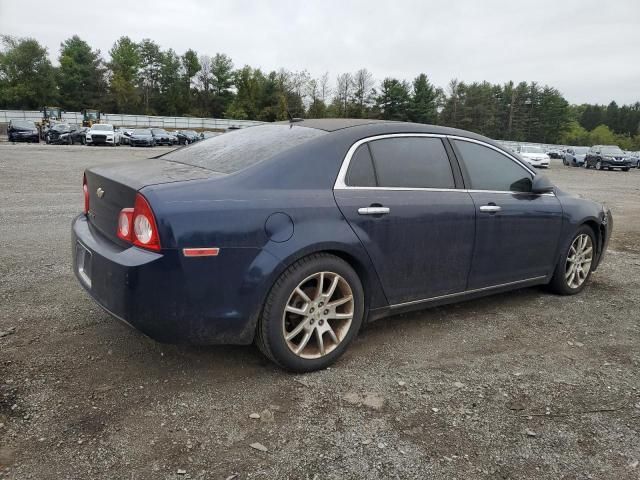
[479,205,502,213]
[358,207,390,215]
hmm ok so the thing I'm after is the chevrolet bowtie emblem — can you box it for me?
[96,187,105,198]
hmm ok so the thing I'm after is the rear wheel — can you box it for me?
[548,226,596,295]
[256,253,364,372]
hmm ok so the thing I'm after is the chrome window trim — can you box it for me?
[389,275,548,309]
[333,133,553,197]
[334,133,449,190]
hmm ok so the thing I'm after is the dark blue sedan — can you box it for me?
[72,119,613,371]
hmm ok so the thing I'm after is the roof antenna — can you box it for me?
[286,105,303,126]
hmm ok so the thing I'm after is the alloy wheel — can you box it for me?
[282,271,354,359]
[565,234,593,289]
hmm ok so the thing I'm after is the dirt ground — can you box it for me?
[1,144,639,480]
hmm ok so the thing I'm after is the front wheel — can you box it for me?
[596,160,602,170]
[256,253,364,372]
[548,226,596,295]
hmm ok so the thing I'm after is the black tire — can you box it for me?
[255,253,365,372]
[622,167,629,172]
[548,225,596,295]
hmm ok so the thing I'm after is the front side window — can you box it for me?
[454,140,532,193]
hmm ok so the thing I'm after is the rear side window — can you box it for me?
[161,124,326,174]
[368,137,455,189]
[345,145,377,187]
[453,140,532,192]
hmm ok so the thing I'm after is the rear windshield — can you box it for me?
[162,124,326,174]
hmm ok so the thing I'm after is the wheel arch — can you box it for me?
[582,219,606,269]
[269,245,387,311]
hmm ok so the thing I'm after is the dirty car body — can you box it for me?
[72,120,612,350]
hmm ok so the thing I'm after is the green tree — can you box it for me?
[137,39,162,113]
[0,35,56,109]
[374,78,411,121]
[57,35,105,111]
[181,49,200,113]
[157,49,183,115]
[210,53,235,117]
[580,104,604,131]
[408,73,437,124]
[227,66,264,120]
[589,124,617,145]
[108,36,140,113]
[560,121,590,146]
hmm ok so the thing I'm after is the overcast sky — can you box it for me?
[1,0,638,105]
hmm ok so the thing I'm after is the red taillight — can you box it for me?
[83,174,89,214]
[116,194,161,251]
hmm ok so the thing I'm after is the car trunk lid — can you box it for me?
[85,159,219,244]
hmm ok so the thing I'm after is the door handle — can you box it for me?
[358,206,390,215]
[479,205,502,213]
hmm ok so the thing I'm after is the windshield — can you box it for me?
[574,147,589,154]
[133,129,151,135]
[92,124,113,131]
[152,129,167,135]
[85,111,98,119]
[521,146,544,153]
[182,130,197,135]
[161,124,326,174]
[53,124,71,132]
[10,120,35,129]
[601,146,623,155]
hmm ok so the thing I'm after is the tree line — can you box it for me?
[1,34,639,148]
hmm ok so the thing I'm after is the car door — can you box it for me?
[451,139,563,289]
[334,135,476,305]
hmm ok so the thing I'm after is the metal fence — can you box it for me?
[0,110,263,130]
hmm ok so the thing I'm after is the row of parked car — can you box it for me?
[6,119,207,147]
[562,145,639,171]
[509,143,639,172]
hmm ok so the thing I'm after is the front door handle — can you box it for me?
[479,205,502,213]
[358,206,390,215]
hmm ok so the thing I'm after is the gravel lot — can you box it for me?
[1,144,639,479]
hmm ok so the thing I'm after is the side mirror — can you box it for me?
[531,174,554,194]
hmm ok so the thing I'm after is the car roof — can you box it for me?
[274,118,499,139]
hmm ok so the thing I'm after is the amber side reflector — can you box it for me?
[183,248,220,257]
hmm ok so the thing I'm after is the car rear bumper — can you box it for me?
[72,214,275,345]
